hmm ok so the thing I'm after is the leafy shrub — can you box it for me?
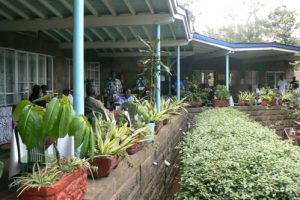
[215,85,230,100]
[177,108,300,200]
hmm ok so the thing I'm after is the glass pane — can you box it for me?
[28,54,37,90]
[47,57,53,91]
[6,94,15,105]
[5,50,15,93]
[0,49,4,94]
[0,95,4,105]
[17,52,28,101]
[38,55,46,85]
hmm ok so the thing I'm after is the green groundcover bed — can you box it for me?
[177,108,300,200]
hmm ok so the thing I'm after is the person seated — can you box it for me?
[85,84,112,121]
[290,76,299,90]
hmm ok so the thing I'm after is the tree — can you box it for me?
[264,6,300,45]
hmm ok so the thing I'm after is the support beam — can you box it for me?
[42,30,60,42]
[128,26,138,40]
[155,24,161,112]
[226,53,230,90]
[38,0,63,18]
[90,28,104,41]
[53,29,70,42]
[84,0,98,16]
[102,0,117,16]
[60,39,189,49]
[0,14,174,31]
[19,0,46,19]
[84,32,94,41]
[59,0,72,12]
[97,51,194,57]
[168,24,176,40]
[145,0,154,14]
[123,0,136,15]
[102,27,115,41]
[73,0,84,115]
[142,26,152,41]
[115,27,128,41]
[0,0,29,19]
[0,8,13,20]
[177,46,180,100]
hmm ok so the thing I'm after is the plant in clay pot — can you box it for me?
[238,91,255,106]
[260,87,276,106]
[213,85,230,107]
[10,95,95,199]
[90,115,149,177]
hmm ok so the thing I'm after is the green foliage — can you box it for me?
[261,87,277,102]
[215,85,230,100]
[9,157,96,197]
[13,95,94,160]
[238,91,255,101]
[138,36,170,98]
[0,161,3,178]
[93,116,149,157]
[177,108,300,199]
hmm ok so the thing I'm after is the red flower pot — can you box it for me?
[188,101,202,107]
[155,121,164,135]
[212,99,229,107]
[238,100,250,106]
[126,142,145,155]
[20,168,87,200]
[89,156,120,177]
[261,99,269,106]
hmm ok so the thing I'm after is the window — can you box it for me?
[266,71,285,89]
[0,47,53,106]
[193,70,215,87]
[86,62,101,93]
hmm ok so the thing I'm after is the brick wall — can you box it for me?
[85,114,188,200]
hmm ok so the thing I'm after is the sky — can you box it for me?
[180,0,300,35]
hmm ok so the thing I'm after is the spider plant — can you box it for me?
[238,91,255,101]
[9,157,96,197]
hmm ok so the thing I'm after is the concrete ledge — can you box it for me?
[85,114,188,200]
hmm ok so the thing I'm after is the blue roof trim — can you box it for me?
[192,33,300,52]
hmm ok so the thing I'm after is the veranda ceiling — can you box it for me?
[0,0,192,57]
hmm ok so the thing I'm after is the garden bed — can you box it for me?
[177,108,300,199]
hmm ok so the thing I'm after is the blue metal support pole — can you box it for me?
[167,58,171,96]
[177,46,180,101]
[155,24,161,112]
[73,0,84,157]
[226,54,230,90]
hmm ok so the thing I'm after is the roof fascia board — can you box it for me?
[233,47,298,53]
[192,38,233,51]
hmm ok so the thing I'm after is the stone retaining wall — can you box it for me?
[85,114,188,200]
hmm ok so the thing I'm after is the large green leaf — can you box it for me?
[80,129,90,158]
[41,98,61,138]
[58,104,71,138]
[88,127,95,160]
[18,105,43,149]
[12,100,32,124]
[0,161,3,178]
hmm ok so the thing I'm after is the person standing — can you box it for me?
[105,72,123,107]
[278,75,287,95]
[289,76,299,90]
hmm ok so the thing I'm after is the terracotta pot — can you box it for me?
[188,101,202,107]
[126,142,145,155]
[20,168,87,200]
[238,100,250,106]
[162,118,169,125]
[261,99,269,106]
[212,99,229,107]
[89,156,119,177]
[155,121,164,135]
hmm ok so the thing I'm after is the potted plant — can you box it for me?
[10,95,95,199]
[261,87,276,106]
[213,85,230,107]
[90,115,148,177]
[238,91,255,106]
[282,92,294,103]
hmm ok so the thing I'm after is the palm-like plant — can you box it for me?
[138,36,171,100]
